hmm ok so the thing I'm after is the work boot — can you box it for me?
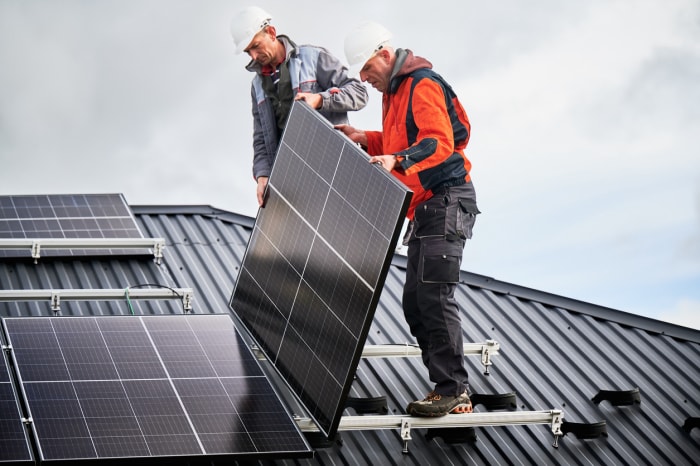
[406,390,473,417]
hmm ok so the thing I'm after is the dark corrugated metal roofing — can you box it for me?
[1,203,698,465]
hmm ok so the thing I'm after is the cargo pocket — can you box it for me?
[419,238,462,284]
[456,198,480,240]
[414,194,447,238]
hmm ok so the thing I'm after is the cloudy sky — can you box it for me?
[1,0,699,330]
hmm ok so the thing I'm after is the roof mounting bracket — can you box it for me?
[683,417,700,434]
[345,396,388,415]
[471,392,517,411]
[560,420,608,442]
[425,426,477,444]
[302,430,342,449]
[592,387,641,406]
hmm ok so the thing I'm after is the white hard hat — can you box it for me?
[344,21,393,67]
[230,6,272,54]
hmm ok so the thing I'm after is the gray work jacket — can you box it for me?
[246,36,368,179]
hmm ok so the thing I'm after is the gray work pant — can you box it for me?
[403,182,479,396]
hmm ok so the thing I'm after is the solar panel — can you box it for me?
[230,101,411,438]
[0,335,33,464]
[0,193,149,259]
[2,315,312,462]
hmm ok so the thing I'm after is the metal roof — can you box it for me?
[1,203,698,465]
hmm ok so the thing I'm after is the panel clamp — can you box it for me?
[400,418,412,453]
[31,241,41,264]
[51,292,61,313]
[182,289,193,312]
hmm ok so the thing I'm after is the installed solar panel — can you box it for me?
[230,101,411,438]
[2,315,311,462]
[0,193,148,259]
[0,336,33,464]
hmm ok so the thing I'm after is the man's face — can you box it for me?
[359,51,391,93]
[243,28,277,66]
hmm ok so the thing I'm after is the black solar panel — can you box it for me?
[0,336,33,464]
[2,315,311,462]
[230,101,411,438]
[0,193,148,259]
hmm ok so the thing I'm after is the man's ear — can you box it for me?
[265,25,277,40]
[378,48,391,63]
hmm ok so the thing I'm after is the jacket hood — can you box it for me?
[388,48,432,94]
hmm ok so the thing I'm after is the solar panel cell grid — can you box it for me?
[2,315,311,462]
[230,101,411,438]
[0,193,148,258]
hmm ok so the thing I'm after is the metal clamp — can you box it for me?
[182,290,193,312]
[551,410,564,448]
[153,240,165,265]
[481,339,498,375]
[50,292,61,313]
[31,241,41,264]
[400,418,412,454]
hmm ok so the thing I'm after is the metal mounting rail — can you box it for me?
[0,288,193,312]
[0,238,166,264]
[252,341,500,374]
[362,341,500,375]
[296,410,564,453]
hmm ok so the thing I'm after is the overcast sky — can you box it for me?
[1,0,699,330]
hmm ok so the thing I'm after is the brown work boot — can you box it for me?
[406,390,473,417]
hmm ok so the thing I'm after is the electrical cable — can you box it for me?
[123,283,189,314]
[124,287,134,315]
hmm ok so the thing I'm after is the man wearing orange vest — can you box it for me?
[336,22,480,417]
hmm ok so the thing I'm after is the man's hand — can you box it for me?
[334,124,368,147]
[295,92,322,109]
[369,154,398,172]
[256,176,269,207]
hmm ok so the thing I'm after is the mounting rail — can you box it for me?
[0,238,166,264]
[296,410,564,453]
[362,341,499,374]
[251,341,500,374]
[0,288,193,312]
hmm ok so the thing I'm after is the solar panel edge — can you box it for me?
[0,319,35,464]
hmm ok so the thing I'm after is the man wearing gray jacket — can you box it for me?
[231,7,368,207]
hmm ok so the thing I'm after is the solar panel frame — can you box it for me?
[0,193,150,259]
[230,101,411,438]
[2,315,312,463]
[0,331,34,465]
